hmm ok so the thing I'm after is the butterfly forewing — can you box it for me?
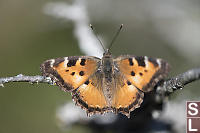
[114,55,170,92]
[40,56,101,92]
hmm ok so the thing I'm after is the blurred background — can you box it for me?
[0,0,200,133]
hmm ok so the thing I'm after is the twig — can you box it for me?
[157,68,200,95]
[0,74,52,87]
[0,68,200,96]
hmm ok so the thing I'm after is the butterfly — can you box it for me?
[40,25,170,118]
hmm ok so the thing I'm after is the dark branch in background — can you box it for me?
[0,68,200,95]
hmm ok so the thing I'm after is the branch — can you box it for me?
[157,68,200,95]
[0,68,200,96]
[0,74,52,87]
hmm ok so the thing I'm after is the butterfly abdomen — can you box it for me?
[101,56,115,105]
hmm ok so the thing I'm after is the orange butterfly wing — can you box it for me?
[72,73,108,115]
[41,56,108,115]
[40,56,100,91]
[114,55,170,92]
[111,73,144,117]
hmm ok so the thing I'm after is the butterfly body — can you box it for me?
[101,50,116,105]
[41,49,169,117]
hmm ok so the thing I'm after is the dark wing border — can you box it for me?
[112,90,144,118]
[143,58,170,92]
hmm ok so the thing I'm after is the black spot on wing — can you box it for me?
[127,81,131,85]
[84,80,90,85]
[128,58,134,66]
[79,71,84,76]
[131,71,135,76]
[135,56,145,67]
[67,60,77,67]
[80,59,86,66]
[67,57,78,67]
[139,72,143,76]
[71,72,75,76]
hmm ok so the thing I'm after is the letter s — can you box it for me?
[188,103,198,116]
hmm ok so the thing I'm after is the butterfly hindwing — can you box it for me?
[114,55,170,92]
[111,73,144,117]
[40,56,100,92]
[72,72,108,115]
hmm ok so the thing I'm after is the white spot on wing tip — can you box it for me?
[64,57,68,67]
[156,59,162,67]
[144,56,149,67]
[50,59,55,67]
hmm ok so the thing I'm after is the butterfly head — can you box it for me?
[90,24,123,58]
[103,49,112,58]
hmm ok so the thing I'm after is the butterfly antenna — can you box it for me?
[90,24,106,52]
[108,24,123,50]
